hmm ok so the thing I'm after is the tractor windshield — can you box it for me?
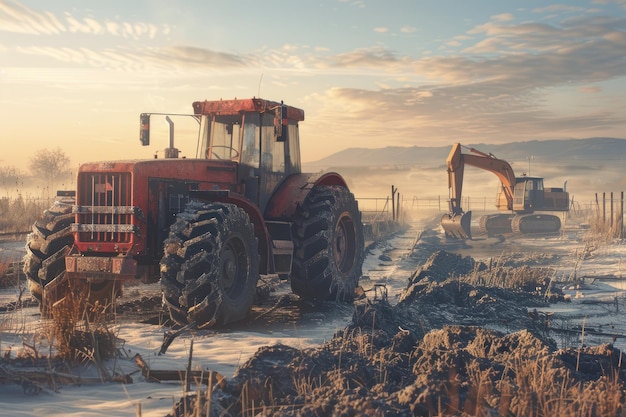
[203,113,268,165]
[205,115,242,160]
[202,111,301,175]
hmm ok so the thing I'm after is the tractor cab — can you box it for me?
[140,98,305,212]
[194,99,304,211]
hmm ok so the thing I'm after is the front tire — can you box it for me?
[290,186,364,301]
[23,199,74,306]
[23,198,121,314]
[160,202,259,328]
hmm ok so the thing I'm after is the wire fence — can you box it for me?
[357,192,624,228]
[2,191,624,237]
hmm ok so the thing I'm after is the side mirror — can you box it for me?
[140,113,150,146]
[274,104,288,142]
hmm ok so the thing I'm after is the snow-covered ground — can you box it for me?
[1,212,626,416]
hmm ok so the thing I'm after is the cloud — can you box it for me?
[328,46,402,68]
[15,44,247,71]
[594,0,626,9]
[0,0,167,38]
[532,5,587,13]
[579,85,602,93]
[304,10,626,147]
[338,0,365,8]
[453,15,626,90]
[0,0,62,34]
[492,13,514,22]
[149,46,247,67]
[308,84,624,150]
[4,0,626,146]
[7,2,626,96]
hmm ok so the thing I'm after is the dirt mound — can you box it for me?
[397,250,563,337]
[408,250,485,284]
[397,281,553,339]
[167,250,626,416]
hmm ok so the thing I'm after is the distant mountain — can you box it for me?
[305,137,626,169]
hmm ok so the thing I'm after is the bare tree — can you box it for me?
[0,165,22,197]
[29,148,72,191]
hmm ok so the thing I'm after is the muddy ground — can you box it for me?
[165,231,626,417]
[1,222,625,416]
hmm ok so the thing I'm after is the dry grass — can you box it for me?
[0,258,24,289]
[461,355,625,417]
[0,259,28,333]
[44,283,118,366]
[362,216,408,243]
[0,258,10,286]
[584,211,624,243]
[460,256,555,291]
[0,195,49,233]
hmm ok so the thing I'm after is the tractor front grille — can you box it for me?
[73,172,138,246]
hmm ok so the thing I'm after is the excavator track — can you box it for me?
[478,214,514,236]
[511,214,561,235]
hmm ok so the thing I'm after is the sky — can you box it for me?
[1,0,626,172]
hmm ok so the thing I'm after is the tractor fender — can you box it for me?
[264,172,349,220]
[189,190,272,274]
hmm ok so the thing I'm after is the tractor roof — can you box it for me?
[192,97,305,121]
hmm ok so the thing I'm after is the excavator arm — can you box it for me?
[442,143,517,239]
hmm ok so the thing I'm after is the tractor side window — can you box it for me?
[208,116,241,160]
[261,121,285,173]
[287,123,301,173]
[241,114,260,167]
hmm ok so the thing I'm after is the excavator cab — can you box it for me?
[512,176,544,213]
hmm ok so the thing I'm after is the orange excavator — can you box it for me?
[441,143,569,239]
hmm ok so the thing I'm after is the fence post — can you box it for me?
[609,191,613,228]
[396,192,401,222]
[619,191,624,239]
[391,185,397,222]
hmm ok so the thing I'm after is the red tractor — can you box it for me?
[24,98,365,328]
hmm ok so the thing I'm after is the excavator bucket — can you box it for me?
[441,211,472,239]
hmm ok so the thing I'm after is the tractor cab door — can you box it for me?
[258,113,287,212]
[233,112,287,211]
[212,110,300,213]
[258,112,301,213]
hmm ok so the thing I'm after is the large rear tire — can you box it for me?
[290,185,364,301]
[160,201,259,328]
[23,199,74,305]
